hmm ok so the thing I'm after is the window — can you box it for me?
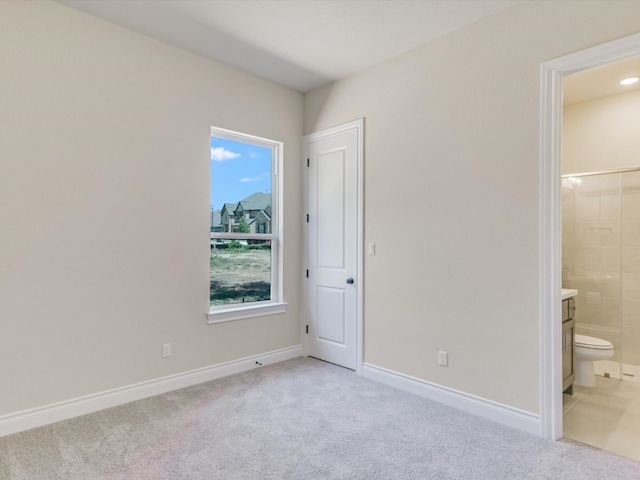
[208,127,286,323]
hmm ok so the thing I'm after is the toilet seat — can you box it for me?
[575,334,613,350]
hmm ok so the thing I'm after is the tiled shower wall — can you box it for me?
[563,171,640,368]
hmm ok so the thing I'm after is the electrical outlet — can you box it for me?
[162,343,171,358]
[438,350,448,367]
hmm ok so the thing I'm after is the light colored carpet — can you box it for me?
[1,357,639,479]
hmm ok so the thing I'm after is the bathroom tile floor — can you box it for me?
[564,375,640,462]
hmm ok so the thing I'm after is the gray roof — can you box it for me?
[238,192,271,211]
[210,209,221,226]
[248,210,271,225]
[221,203,237,214]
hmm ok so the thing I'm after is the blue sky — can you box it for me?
[210,136,271,210]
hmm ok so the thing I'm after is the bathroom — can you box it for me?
[561,56,640,461]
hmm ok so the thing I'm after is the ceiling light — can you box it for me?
[620,77,639,86]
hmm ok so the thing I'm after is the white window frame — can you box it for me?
[207,127,286,324]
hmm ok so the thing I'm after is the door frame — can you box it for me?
[302,118,364,373]
[540,32,640,440]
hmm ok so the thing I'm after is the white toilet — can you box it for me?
[574,334,614,387]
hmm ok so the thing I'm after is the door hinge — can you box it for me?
[306,269,309,278]
[307,158,309,167]
[306,325,309,334]
[306,214,309,223]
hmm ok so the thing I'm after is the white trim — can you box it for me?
[0,345,302,438]
[539,32,640,440]
[355,119,364,375]
[303,119,364,373]
[208,301,287,324]
[301,145,310,357]
[362,363,540,435]
[209,126,279,150]
[539,59,563,441]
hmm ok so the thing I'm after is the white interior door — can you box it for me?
[305,120,362,370]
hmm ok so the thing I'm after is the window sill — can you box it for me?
[207,301,288,324]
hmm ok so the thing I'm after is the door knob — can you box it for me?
[346,278,354,284]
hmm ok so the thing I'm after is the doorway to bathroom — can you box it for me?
[560,59,640,460]
[540,32,640,448]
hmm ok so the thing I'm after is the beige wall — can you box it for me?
[305,0,640,413]
[563,90,640,174]
[0,1,303,416]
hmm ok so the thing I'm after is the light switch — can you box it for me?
[368,242,376,256]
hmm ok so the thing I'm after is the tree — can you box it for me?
[238,216,250,233]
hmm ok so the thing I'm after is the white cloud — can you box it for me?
[240,176,263,183]
[211,147,240,162]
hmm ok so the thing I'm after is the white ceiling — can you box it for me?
[58,0,519,92]
[563,56,640,105]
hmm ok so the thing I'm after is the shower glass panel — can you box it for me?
[621,171,640,378]
[563,169,640,383]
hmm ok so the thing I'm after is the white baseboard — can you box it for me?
[0,345,302,437]
[361,362,541,436]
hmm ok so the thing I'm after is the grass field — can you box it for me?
[210,246,271,305]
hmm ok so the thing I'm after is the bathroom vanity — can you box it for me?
[562,289,578,395]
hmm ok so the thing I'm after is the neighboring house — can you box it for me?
[220,203,238,233]
[251,209,271,234]
[216,192,271,234]
[210,208,222,232]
